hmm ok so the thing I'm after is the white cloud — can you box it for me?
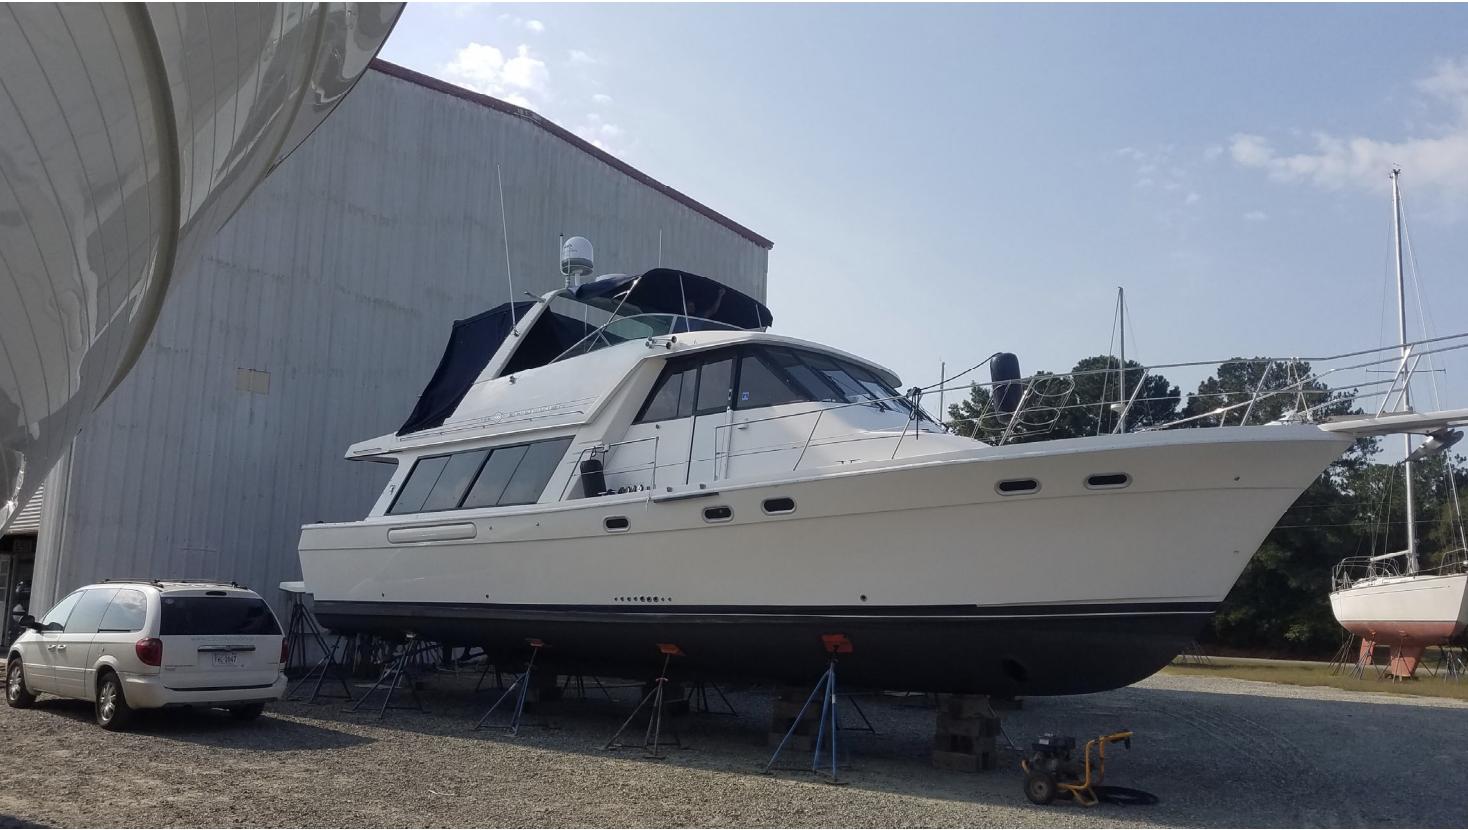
[1184,191,1201,205]
[502,45,548,93]
[525,19,545,33]
[574,116,625,154]
[568,49,596,65]
[592,93,614,106]
[443,43,548,105]
[1244,210,1269,222]
[1227,56,1468,199]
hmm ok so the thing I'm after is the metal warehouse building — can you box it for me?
[2,60,770,639]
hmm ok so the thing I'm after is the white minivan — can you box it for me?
[5,580,288,729]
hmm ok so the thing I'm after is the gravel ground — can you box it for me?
[2,667,1466,828]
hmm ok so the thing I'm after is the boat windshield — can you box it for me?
[554,314,740,361]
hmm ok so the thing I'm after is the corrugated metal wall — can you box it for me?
[30,66,769,612]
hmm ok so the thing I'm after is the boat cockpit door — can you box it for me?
[686,354,735,484]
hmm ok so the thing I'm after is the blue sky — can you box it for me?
[381,3,1468,416]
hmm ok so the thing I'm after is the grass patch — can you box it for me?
[1161,658,1468,702]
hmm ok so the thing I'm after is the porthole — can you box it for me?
[762,497,796,515]
[1085,473,1131,490]
[703,505,733,523]
[604,516,630,532]
[996,478,1040,496]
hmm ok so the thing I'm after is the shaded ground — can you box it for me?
[1,668,1466,828]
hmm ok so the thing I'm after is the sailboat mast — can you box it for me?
[1391,167,1418,574]
[1117,287,1127,434]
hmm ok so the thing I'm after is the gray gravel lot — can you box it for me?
[2,668,1465,828]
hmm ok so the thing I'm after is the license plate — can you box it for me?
[211,652,241,667]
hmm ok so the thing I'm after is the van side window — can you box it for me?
[38,591,84,631]
[98,589,148,633]
[62,588,119,635]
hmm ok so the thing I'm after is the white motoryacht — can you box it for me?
[298,264,1364,696]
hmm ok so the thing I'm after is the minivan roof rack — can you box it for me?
[100,578,246,589]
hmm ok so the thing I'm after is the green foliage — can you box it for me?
[946,355,1179,443]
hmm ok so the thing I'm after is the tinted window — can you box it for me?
[500,438,572,505]
[159,596,281,636]
[421,449,489,512]
[636,364,697,423]
[842,362,899,410]
[736,351,807,409]
[62,588,118,635]
[461,444,528,508]
[98,589,148,633]
[696,357,734,414]
[803,352,879,405]
[765,348,840,401]
[39,591,83,630]
[389,455,451,515]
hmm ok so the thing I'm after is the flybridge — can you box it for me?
[396,269,772,436]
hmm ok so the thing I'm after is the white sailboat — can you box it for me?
[1329,169,1468,677]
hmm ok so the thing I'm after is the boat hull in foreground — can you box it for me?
[302,425,1351,695]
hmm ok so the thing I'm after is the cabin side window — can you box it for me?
[389,437,573,515]
[695,356,735,415]
[735,349,808,410]
[635,361,698,423]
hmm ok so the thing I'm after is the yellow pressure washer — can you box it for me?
[1019,730,1157,807]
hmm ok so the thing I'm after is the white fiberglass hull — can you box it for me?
[300,425,1350,695]
[0,3,401,530]
[1330,572,1468,646]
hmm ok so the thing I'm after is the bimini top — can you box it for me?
[573,269,773,330]
[398,301,589,436]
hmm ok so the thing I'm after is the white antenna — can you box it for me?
[497,164,518,331]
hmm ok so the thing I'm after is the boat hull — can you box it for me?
[315,600,1214,696]
[1330,572,1468,647]
[301,425,1351,695]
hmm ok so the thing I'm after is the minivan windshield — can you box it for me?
[159,596,281,636]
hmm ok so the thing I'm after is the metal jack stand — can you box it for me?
[288,633,354,703]
[692,678,737,716]
[764,634,853,784]
[350,635,434,718]
[605,644,685,758]
[474,639,546,735]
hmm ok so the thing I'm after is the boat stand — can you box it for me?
[691,678,737,716]
[563,670,618,701]
[350,636,435,718]
[287,633,354,703]
[764,634,853,784]
[474,639,545,735]
[473,660,506,692]
[604,644,685,758]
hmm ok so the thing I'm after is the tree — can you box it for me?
[1180,358,1346,427]
[946,355,1179,443]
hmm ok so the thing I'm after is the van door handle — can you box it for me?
[55,644,65,651]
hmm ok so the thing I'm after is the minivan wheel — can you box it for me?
[6,659,36,708]
[228,702,266,721]
[95,671,135,730]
